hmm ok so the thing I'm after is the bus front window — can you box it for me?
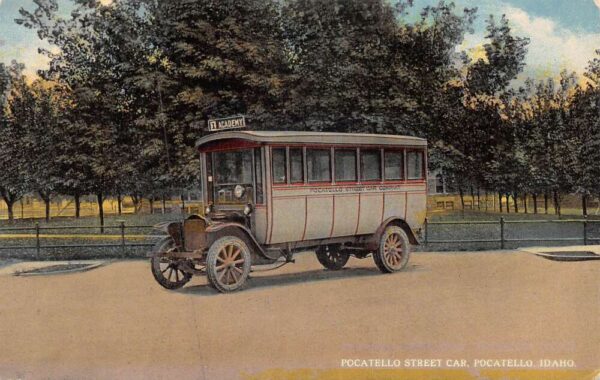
[213,150,254,205]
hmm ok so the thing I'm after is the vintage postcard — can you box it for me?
[0,0,598,379]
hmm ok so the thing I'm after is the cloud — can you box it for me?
[502,5,600,78]
[459,3,599,81]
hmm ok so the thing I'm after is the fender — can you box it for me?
[205,222,270,259]
[365,217,420,251]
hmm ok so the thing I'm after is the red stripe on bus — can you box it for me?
[271,180,426,190]
[268,152,274,244]
[329,196,336,238]
[354,193,362,235]
[301,196,308,241]
[381,192,386,223]
[271,191,426,200]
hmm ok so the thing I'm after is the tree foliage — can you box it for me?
[0,0,596,221]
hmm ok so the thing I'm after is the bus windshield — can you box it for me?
[213,149,254,205]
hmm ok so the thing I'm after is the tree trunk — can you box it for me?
[506,194,510,214]
[39,192,51,222]
[582,194,588,217]
[553,190,560,216]
[162,194,166,214]
[470,186,475,210]
[74,194,81,218]
[477,188,481,210]
[513,193,518,213]
[6,201,14,223]
[533,194,538,214]
[150,197,154,214]
[44,198,51,222]
[544,192,549,214]
[459,187,465,218]
[97,192,105,233]
[485,190,488,212]
[131,194,141,214]
[180,193,186,213]
[498,192,503,213]
[523,193,528,214]
[117,193,122,216]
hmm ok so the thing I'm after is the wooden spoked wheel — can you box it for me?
[206,236,252,293]
[316,244,349,270]
[373,225,411,273]
[150,237,192,290]
[384,233,403,268]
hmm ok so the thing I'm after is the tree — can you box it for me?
[0,61,31,222]
[572,50,600,215]
[19,80,65,222]
[428,13,529,213]
[18,0,139,228]
[132,0,289,183]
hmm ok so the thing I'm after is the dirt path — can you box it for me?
[0,251,598,379]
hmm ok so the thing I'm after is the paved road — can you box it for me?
[0,251,598,380]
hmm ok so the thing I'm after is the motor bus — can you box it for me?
[149,131,427,292]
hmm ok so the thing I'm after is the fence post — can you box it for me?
[500,217,505,250]
[424,217,428,246]
[35,222,40,257]
[120,221,126,257]
[583,216,588,246]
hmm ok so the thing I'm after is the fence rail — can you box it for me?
[2,218,598,258]
[0,222,159,257]
[424,217,600,249]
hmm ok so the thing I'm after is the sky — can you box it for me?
[0,0,599,81]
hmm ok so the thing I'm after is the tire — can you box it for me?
[373,225,411,273]
[150,237,192,290]
[206,236,252,293]
[316,244,349,270]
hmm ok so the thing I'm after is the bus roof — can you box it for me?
[196,131,427,148]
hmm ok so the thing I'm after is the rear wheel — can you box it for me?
[316,244,349,270]
[206,236,252,293]
[150,237,192,290]
[373,226,411,273]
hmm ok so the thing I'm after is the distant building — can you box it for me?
[427,169,455,195]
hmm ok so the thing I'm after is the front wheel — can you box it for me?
[373,226,411,273]
[151,237,192,290]
[316,244,349,270]
[206,236,252,293]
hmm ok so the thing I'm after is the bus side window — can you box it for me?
[307,149,331,182]
[360,149,381,182]
[290,148,304,183]
[407,151,424,179]
[384,150,404,180]
[335,149,357,182]
[272,148,287,184]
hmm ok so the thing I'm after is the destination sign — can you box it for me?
[207,115,246,132]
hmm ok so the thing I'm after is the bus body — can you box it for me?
[150,131,427,293]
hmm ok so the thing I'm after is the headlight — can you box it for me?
[205,204,212,214]
[244,204,253,216]
[234,184,246,199]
